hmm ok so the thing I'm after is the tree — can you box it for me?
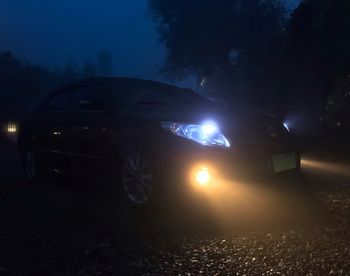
[0,51,53,118]
[274,0,350,120]
[149,0,286,105]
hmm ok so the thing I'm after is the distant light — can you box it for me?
[283,122,290,132]
[196,168,211,186]
[7,122,17,134]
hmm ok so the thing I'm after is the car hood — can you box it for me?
[117,103,284,141]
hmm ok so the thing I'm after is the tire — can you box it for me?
[120,151,155,208]
[22,147,45,184]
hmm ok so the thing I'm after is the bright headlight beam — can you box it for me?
[201,122,218,135]
[161,121,231,148]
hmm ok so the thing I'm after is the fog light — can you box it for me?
[196,168,211,186]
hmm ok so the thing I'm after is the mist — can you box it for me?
[0,0,300,87]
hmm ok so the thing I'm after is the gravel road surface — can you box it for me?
[0,141,349,275]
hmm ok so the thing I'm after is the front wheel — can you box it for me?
[121,152,154,206]
[23,148,44,183]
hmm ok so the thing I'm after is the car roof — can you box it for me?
[58,77,186,93]
[42,77,198,109]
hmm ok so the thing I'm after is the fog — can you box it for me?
[0,0,300,87]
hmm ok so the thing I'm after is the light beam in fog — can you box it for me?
[191,176,309,228]
[301,158,350,178]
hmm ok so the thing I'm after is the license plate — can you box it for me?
[272,152,297,173]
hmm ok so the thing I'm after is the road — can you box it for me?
[0,141,349,275]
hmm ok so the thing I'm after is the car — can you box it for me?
[18,77,300,207]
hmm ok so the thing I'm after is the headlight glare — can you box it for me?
[161,122,231,148]
[283,122,290,132]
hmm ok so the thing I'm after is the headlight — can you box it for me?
[161,121,231,148]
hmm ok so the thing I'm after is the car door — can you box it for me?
[37,91,73,173]
[67,86,118,174]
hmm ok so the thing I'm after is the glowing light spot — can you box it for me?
[283,122,290,132]
[7,122,17,134]
[201,122,218,135]
[196,168,211,186]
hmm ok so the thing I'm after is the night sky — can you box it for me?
[0,0,301,86]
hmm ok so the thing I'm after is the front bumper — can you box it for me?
[148,133,301,215]
[154,134,300,181]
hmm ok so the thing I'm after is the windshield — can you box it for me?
[111,79,211,105]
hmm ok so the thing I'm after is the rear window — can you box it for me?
[43,92,71,111]
[70,87,107,111]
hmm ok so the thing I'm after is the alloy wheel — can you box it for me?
[24,151,37,180]
[121,153,153,205]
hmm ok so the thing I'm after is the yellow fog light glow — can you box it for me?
[196,167,211,186]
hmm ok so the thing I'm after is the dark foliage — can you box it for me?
[149,0,350,123]
[278,0,350,110]
[149,0,286,106]
[0,51,54,119]
[0,51,101,121]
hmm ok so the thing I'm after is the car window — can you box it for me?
[70,86,107,111]
[43,92,72,111]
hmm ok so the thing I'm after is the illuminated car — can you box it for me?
[18,78,300,206]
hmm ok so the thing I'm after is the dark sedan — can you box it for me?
[18,78,300,206]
